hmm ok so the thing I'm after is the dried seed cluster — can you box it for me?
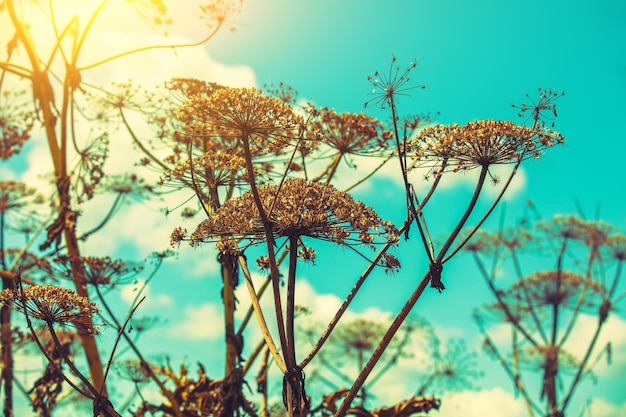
[179,178,398,251]
[0,285,97,326]
[410,120,564,171]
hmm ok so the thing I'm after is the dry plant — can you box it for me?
[0,0,242,415]
[0,1,567,416]
[167,57,564,416]
[465,212,625,417]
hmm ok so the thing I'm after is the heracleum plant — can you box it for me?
[0,0,243,415]
[0,1,568,416]
[167,52,564,416]
[466,213,625,417]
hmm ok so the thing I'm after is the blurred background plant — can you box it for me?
[465,211,625,417]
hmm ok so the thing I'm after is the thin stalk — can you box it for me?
[0,212,13,416]
[238,254,286,373]
[312,153,341,183]
[299,166,443,370]
[324,153,343,184]
[298,222,407,369]
[560,261,623,414]
[259,347,271,417]
[119,107,169,173]
[512,329,536,417]
[220,254,239,376]
[79,19,225,71]
[472,252,539,347]
[443,157,523,263]
[286,235,299,369]
[476,318,542,416]
[335,166,490,416]
[367,322,412,386]
[99,298,146,395]
[94,285,184,417]
[237,275,271,336]
[512,250,548,344]
[415,373,436,397]
[333,269,430,417]
[343,154,394,193]
[241,135,290,367]
[242,338,266,377]
[6,0,61,170]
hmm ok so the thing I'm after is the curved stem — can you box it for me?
[79,20,224,71]
[238,254,287,373]
[343,154,394,193]
[298,221,408,369]
[94,282,184,417]
[47,325,99,398]
[242,338,266,377]
[560,260,623,414]
[335,166,489,416]
[334,269,430,417]
[472,252,539,347]
[119,107,169,172]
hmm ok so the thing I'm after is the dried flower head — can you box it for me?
[513,87,565,127]
[506,271,603,311]
[518,344,580,374]
[159,149,248,194]
[0,250,53,282]
[103,173,154,199]
[310,107,392,157]
[186,178,398,249]
[54,256,142,289]
[409,120,564,172]
[165,78,224,100]
[198,0,244,29]
[461,229,499,254]
[0,181,43,213]
[428,339,482,393]
[178,87,303,155]
[381,252,401,274]
[604,234,626,261]
[365,56,424,110]
[114,359,152,384]
[126,0,172,33]
[0,89,35,160]
[0,285,97,326]
[264,82,299,105]
[73,133,109,203]
[0,181,45,229]
[536,214,588,241]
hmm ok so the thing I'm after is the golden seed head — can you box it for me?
[0,285,97,326]
[188,178,398,248]
[409,120,564,172]
[177,87,304,155]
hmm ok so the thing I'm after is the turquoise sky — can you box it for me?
[205,0,626,223]
[2,1,626,416]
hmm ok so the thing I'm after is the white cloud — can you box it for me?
[327,154,527,203]
[436,387,526,417]
[479,313,626,377]
[589,397,626,417]
[167,302,224,340]
[563,313,626,377]
[120,278,174,311]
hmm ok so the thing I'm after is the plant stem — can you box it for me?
[335,166,489,416]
